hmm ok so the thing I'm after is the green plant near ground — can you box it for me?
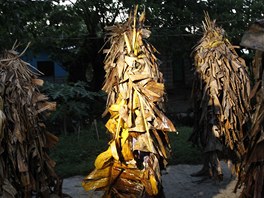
[168,126,202,165]
[49,121,109,178]
[50,124,201,178]
[41,81,106,135]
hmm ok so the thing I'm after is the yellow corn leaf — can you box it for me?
[84,166,111,180]
[82,177,109,191]
[109,104,121,112]
[149,175,159,195]
[108,107,119,118]
[113,177,144,196]
[113,160,138,170]
[105,118,117,134]
[207,40,224,48]
[94,147,113,169]
[124,32,132,54]
[110,140,119,161]
[141,170,154,195]
[121,128,129,145]
[112,167,140,183]
[121,140,134,161]
[108,98,126,116]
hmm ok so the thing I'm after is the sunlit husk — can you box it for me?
[83,7,176,197]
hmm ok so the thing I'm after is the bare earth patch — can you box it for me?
[62,162,242,198]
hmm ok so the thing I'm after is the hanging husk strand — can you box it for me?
[236,98,264,198]
[189,13,251,179]
[82,6,176,197]
[235,50,264,198]
[0,46,61,197]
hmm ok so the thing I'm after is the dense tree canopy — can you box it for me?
[0,0,263,89]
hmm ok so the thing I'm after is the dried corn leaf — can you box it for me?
[85,166,111,181]
[0,47,61,197]
[32,78,43,86]
[236,50,264,197]
[83,7,175,197]
[82,177,110,191]
[94,147,113,169]
[189,13,251,176]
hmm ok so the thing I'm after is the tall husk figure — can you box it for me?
[82,7,176,197]
[189,13,251,180]
[236,20,264,198]
[0,45,61,197]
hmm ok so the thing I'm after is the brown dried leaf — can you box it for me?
[32,78,43,86]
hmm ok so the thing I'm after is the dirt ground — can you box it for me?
[62,162,242,198]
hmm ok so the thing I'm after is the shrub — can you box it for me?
[41,81,106,135]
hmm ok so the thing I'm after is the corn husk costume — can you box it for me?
[235,31,264,198]
[236,87,264,198]
[82,7,176,197]
[189,14,251,180]
[0,44,60,197]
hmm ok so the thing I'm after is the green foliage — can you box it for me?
[0,0,57,51]
[42,81,106,134]
[49,121,110,177]
[168,126,202,165]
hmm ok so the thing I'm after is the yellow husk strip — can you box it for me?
[82,7,176,197]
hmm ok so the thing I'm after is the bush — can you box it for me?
[49,121,110,177]
[41,81,106,135]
